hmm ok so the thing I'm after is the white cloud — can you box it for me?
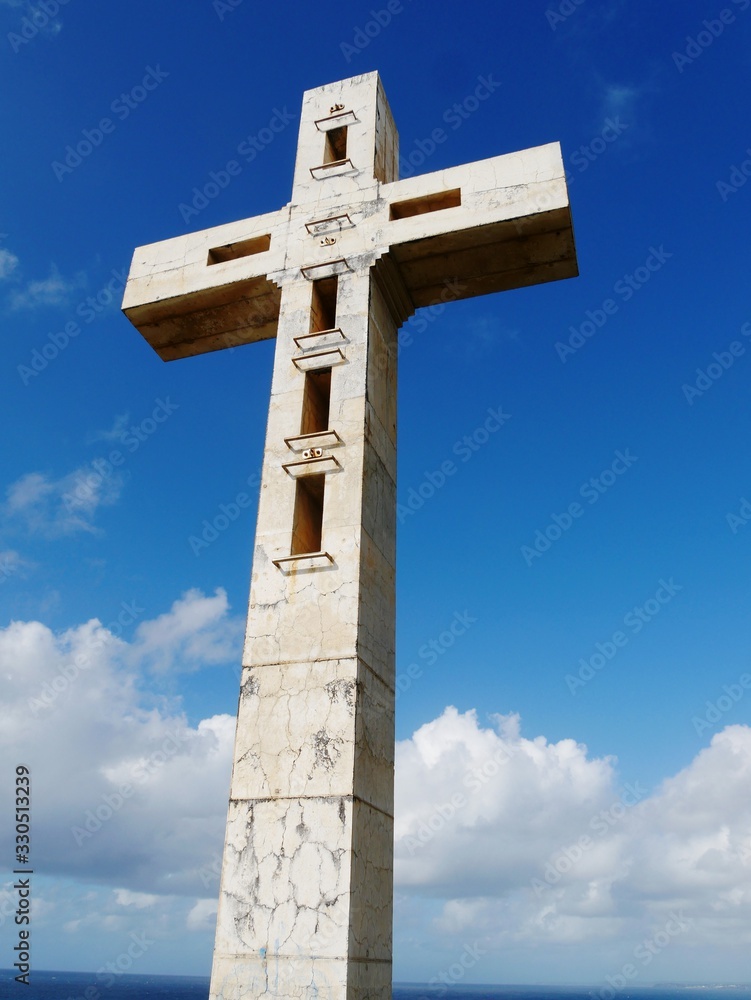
[395,707,617,899]
[1,0,64,35]
[186,898,218,931]
[604,83,639,119]
[2,600,751,978]
[131,588,245,674]
[9,263,84,310]
[114,889,159,909]
[394,707,751,973]
[0,590,242,905]
[625,727,751,930]
[0,247,19,280]
[0,548,30,582]
[0,246,83,307]
[3,465,124,536]
[458,317,519,359]
[86,414,131,445]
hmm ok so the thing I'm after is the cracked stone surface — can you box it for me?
[215,798,351,956]
[232,657,394,811]
[210,76,401,1000]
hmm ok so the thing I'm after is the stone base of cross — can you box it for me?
[123,71,577,1000]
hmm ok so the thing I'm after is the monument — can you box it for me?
[122,71,577,1000]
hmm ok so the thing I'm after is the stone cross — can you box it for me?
[122,71,577,1000]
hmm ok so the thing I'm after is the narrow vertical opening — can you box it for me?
[310,277,339,333]
[291,475,325,555]
[300,368,331,435]
[324,126,348,164]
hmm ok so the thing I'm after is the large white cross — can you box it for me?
[123,71,577,1000]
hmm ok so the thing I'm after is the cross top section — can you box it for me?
[291,72,398,199]
[123,71,576,364]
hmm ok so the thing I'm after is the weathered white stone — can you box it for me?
[122,70,577,1000]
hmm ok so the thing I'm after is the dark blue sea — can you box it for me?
[0,970,210,998]
[1,974,750,1000]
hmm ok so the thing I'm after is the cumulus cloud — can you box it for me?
[131,588,245,674]
[395,707,617,899]
[625,727,751,934]
[394,707,751,967]
[3,465,124,536]
[2,601,750,976]
[0,589,242,910]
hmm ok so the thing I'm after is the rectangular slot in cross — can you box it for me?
[310,276,339,333]
[300,368,331,435]
[291,474,325,555]
[390,189,462,220]
[207,234,271,265]
[324,126,348,165]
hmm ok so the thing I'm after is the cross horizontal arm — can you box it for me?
[122,206,289,361]
[122,140,575,362]
[380,142,577,307]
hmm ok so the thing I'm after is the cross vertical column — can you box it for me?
[208,75,408,1000]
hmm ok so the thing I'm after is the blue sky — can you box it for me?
[2,0,751,987]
